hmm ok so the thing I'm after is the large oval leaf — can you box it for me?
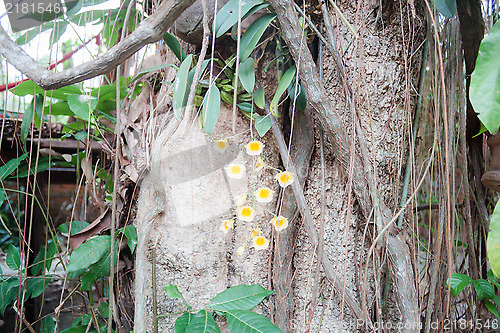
[66,235,111,276]
[473,279,495,301]
[447,273,473,297]
[175,313,193,333]
[270,65,296,117]
[6,244,21,270]
[214,0,266,38]
[80,242,118,290]
[202,85,221,135]
[163,31,186,62]
[240,14,276,62]
[208,284,273,312]
[173,54,193,120]
[239,57,255,93]
[185,310,220,333]
[67,94,98,122]
[470,22,500,134]
[226,310,281,333]
[488,201,500,278]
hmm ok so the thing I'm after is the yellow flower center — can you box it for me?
[259,189,269,198]
[231,165,241,174]
[217,141,226,149]
[241,207,251,217]
[277,218,285,227]
[256,237,265,246]
[249,142,260,151]
[280,173,289,183]
[224,221,229,229]
[251,229,259,237]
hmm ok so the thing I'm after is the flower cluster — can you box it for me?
[215,139,295,256]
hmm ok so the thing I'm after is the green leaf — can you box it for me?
[226,310,281,333]
[470,22,500,134]
[59,326,87,333]
[21,95,44,145]
[49,21,68,47]
[163,32,187,62]
[488,269,500,283]
[57,220,90,236]
[0,153,27,180]
[26,276,52,298]
[6,244,21,270]
[488,201,500,279]
[98,302,109,319]
[239,58,255,93]
[255,115,271,137]
[447,273,473,297]
[0,277,19,315]
[485,300,500,319]
[185,310,220,333]
[66,235,111,276]
[432,0,457,18]
[214,0,267,38]
[473,279,495,301]
[240,14,276,62]
[80,242,118,290]
[31,240,57,275]
[45,101,73,116]
[208,284,274,312]
[253,87,265,109]
[15,22,54,45]
[164,284,183,299]
[175,313,193,333]
[270,65,296,117]
[10,81,81,99]
[173,54,193,120]
[187,59,210,87]
[119,225,137,253]
[39,316,56,333]
[288,80,307,111]
[202,85,221,135]
[67,94,98,122]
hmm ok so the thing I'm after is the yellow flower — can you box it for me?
[275,171,294,188]
[251,228,261,238]
[214,139,228,153]
[254,187,274,203]
[270,215,289,231]
[220,219,235,233]
[234,194,247,206]
[255,157,265,172]
[237,206,256,221]
[252,236,269,250]
[226,163,246,179]
[237,245,246,256]
[245,140,264,156]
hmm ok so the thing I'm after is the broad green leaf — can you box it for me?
[164,284,183,299]
[473,279,495,301]
[226,310,281,333]
[6,244,21,270]
[270,65,296,117]
[80,242,118,290]
[255,115,271,137]
[59,326,87,333]
[173,54,193,120]
[21,95,44,145]
[175,313,193,333]
[0,153,29,180]
[163,32,187,62]
[237,102,254,114]
[208,284,274,312]
[15,22,54,45]
[240,14,276,62]
[49,21,68,47]
[39,316,56,333]
[488,201,500,278]
[69,9,108,26]
[202,85,221,135]
[471,22,500,134]
[57,220,90,236]
[0,277,20,315]
[67,94,98,122]
[66,235,111,275]
[74,131,88,141]
[214,0,266,38]
[489,269,500,283]
[10,80,81,99]
[239,58,255,93]
[185,310,220,333]
[254,87,265,109]
[31,240,57,275]
[447,273,473,297]
[432,0,457,18]
[187,59,210,87]
[485,299,500,319]
[45,101,73,116]
[98,302,109,319]
[15,156,57,178]
[26,276,51,298]
[119,225,137,253]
